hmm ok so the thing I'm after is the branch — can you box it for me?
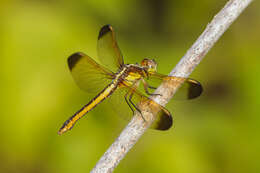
[91,0,253,172]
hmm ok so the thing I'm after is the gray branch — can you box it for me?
[91,0,253,172]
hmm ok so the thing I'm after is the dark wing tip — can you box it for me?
[98,24,113,40]
[188,80,203,99]
[157,113,173,130]
[67,52,85,71]
[152,109,173,130]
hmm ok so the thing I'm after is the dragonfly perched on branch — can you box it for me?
[58,25,202,135]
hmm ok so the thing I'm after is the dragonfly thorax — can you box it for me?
[122,64,145,80]
[119,58,157,84]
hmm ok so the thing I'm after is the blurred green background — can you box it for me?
[1,0,260,172]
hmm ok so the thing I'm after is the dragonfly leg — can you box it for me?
[148,85,157,89]
[129,92,146,122]
[124,91,135,115]
[142,79,162,96]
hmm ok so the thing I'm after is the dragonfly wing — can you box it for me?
[148,72,203,100]
[109,83,173,130]
[68,52,114,93]
[97,25,124,72]
[107,86,132,121]
[177,78,203,99]
[128,85,173,130]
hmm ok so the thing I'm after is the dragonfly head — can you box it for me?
[141,58,157,73]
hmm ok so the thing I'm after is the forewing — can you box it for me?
[68,52,114,93]
[148,73,203,100]
[97,25,124,72]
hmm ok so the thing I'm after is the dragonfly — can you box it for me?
[58,25,202,135]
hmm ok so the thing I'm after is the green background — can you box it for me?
[1,0,260,172]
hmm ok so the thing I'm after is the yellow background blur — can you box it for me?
[1,0,260,172]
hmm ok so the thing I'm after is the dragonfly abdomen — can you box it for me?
[58,82,118,135]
